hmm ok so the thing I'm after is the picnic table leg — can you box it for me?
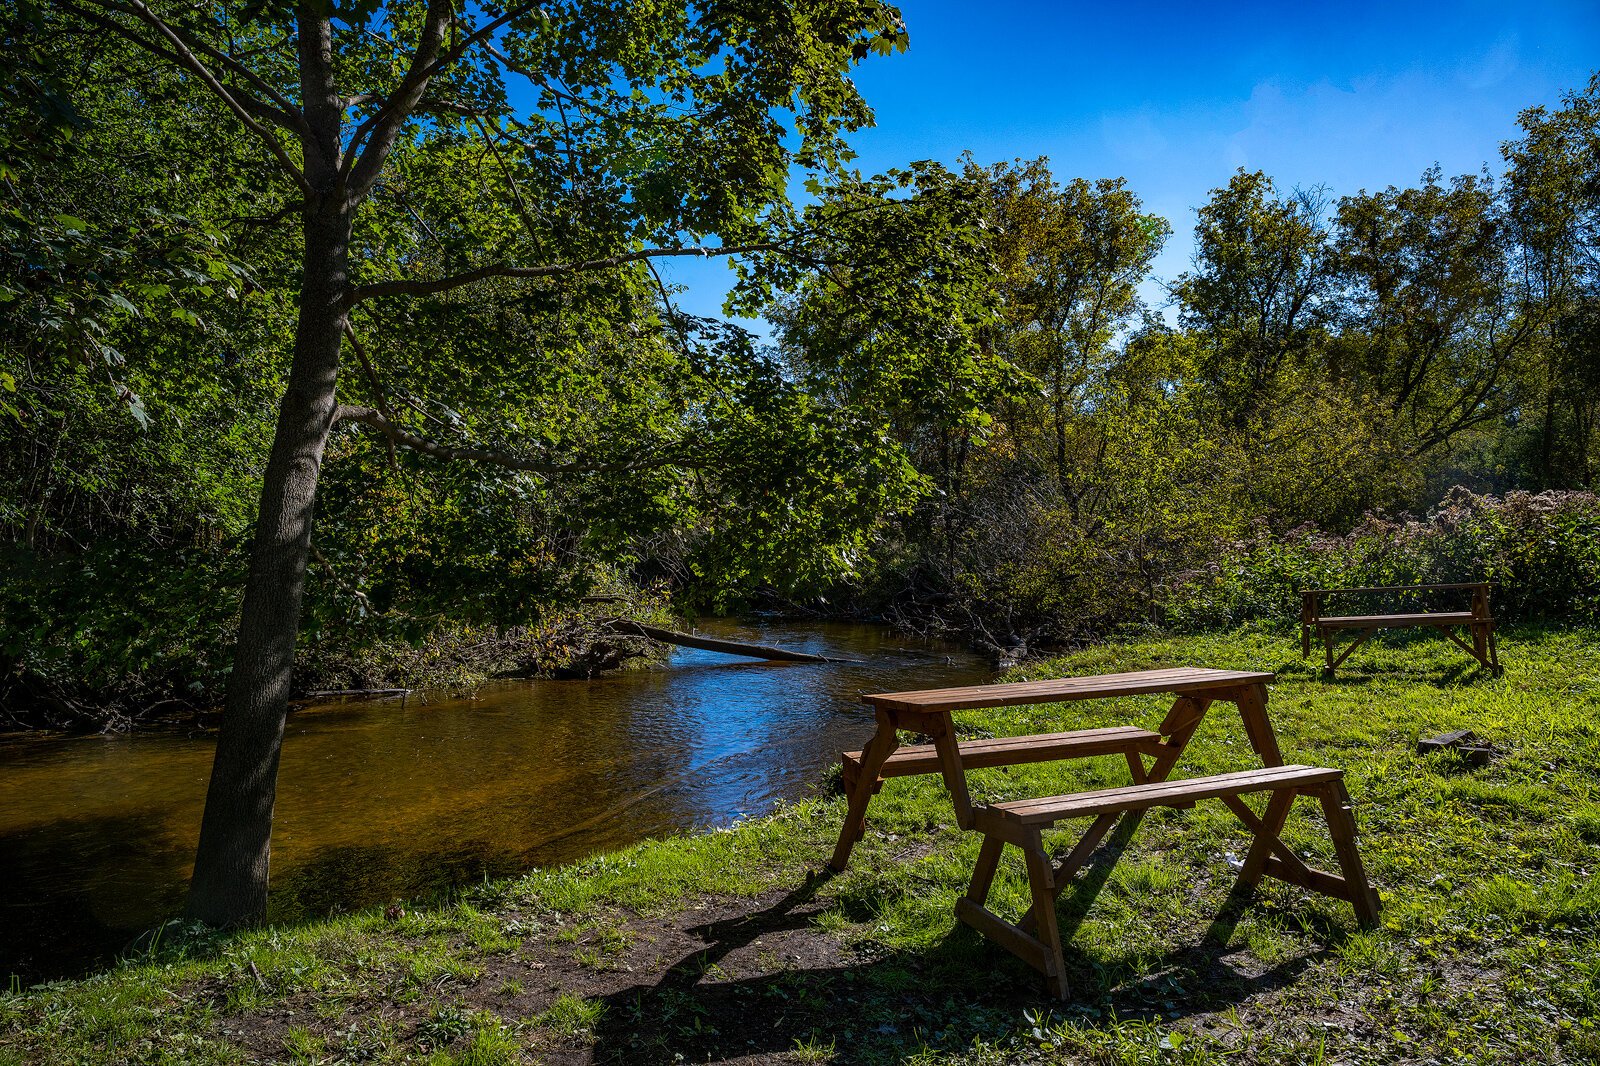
[1317,779,1381,927]
[1236,786,1296,889]
[1023,830,1070,1000]
[828,708,900,872]
[1233,682,1284,767]
[928,713,975,830]
[965,834,1004,907]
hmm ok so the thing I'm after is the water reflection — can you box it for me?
[0,620,990,982]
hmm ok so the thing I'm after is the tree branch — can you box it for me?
[346,242,779,305]
[343,322,398,471]
[346,1,543,158]
[66,0,313,197]
[334,405,703,476]
[344,0,454,201]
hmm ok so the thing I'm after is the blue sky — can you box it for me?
[657,0,1600,328]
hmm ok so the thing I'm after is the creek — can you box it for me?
[0,619,991,983]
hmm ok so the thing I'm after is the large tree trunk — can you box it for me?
[186,199,351,926]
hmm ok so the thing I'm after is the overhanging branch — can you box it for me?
[344,2,542,199]
[334,405,703,476]
[66,0,313,197]
[346,242,779,305]
[344,0,453,201]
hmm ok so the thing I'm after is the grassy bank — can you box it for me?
[4,624,1599,1064]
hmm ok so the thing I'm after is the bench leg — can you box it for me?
[1442,624,1491,672]
[1325,627,1374,678]
[1222,784,1381,930]
[1237,788,1296,889]
[966,834,1004,907]
[1317,780,1381,928]
[1016,696,1210,934]
[1023,831,1069,1000]
[956,832,1069,1000]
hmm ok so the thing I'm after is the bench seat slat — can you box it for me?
[979,765,1342,826]
[1316,611,1477,628]
[841,726,1161,780]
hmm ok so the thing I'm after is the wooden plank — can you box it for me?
[988,765,1341,825]
[1023,834,1070,1000]
[1317,780,1382,928]
[954,898,1049,974]
[971,806,1042,848]
[930,714,974,830]
[1300,582,1489,594]
[1317,612,1476,628]
[1235,786,1296,889]
[1235,683,1284,766]
[1327,628,1372,672]
[1261,856,1353,900]
[965,835,1004,905]
[827,708,901,871]
[839,727,1163,779]
[863,668,1276,713]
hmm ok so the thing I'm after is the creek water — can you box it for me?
[0,619,991,983]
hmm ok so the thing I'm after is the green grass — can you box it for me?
[2,622,1598,1064]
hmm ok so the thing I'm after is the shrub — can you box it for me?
[1166,488,1600,628]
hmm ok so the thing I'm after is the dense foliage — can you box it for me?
[805,79,1600,652]
[1172,488,1600,630]
[3,9,1599,727]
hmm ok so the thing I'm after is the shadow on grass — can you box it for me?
[589,859,1337,1065]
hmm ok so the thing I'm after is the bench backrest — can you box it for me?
[1301,582,1491,623]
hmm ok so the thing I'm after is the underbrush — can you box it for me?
[0,540,670,731]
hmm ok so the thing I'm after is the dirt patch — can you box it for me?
[203,868,1371,1065]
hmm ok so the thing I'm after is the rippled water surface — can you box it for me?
[0,620,991,981]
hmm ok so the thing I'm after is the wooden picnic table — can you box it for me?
[829,666,1379,1000]
[829,666,1281,871]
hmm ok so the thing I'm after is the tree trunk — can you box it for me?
[186,200,351,926]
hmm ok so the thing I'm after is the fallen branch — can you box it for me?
[296,688,411,700]
[604,620,862,664]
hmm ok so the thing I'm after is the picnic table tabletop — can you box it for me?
[862,666,1276,713]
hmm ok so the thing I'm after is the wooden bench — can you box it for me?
[958,765,1381,1000]
[1301,582,1501,678]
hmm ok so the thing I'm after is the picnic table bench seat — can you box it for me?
[1301,582,1501,677]
[959,765,1381,1000]
[839,725,1165,794]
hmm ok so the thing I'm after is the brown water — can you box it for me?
[0,619,990,983]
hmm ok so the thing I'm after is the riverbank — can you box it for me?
[0,605,678,735]
[5,624,1598,1065]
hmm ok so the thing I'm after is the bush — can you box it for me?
[1167,488,1600,628]
[0,539,245,728]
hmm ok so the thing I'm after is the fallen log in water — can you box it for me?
[297,688,411,701]
[604,620,862,663]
